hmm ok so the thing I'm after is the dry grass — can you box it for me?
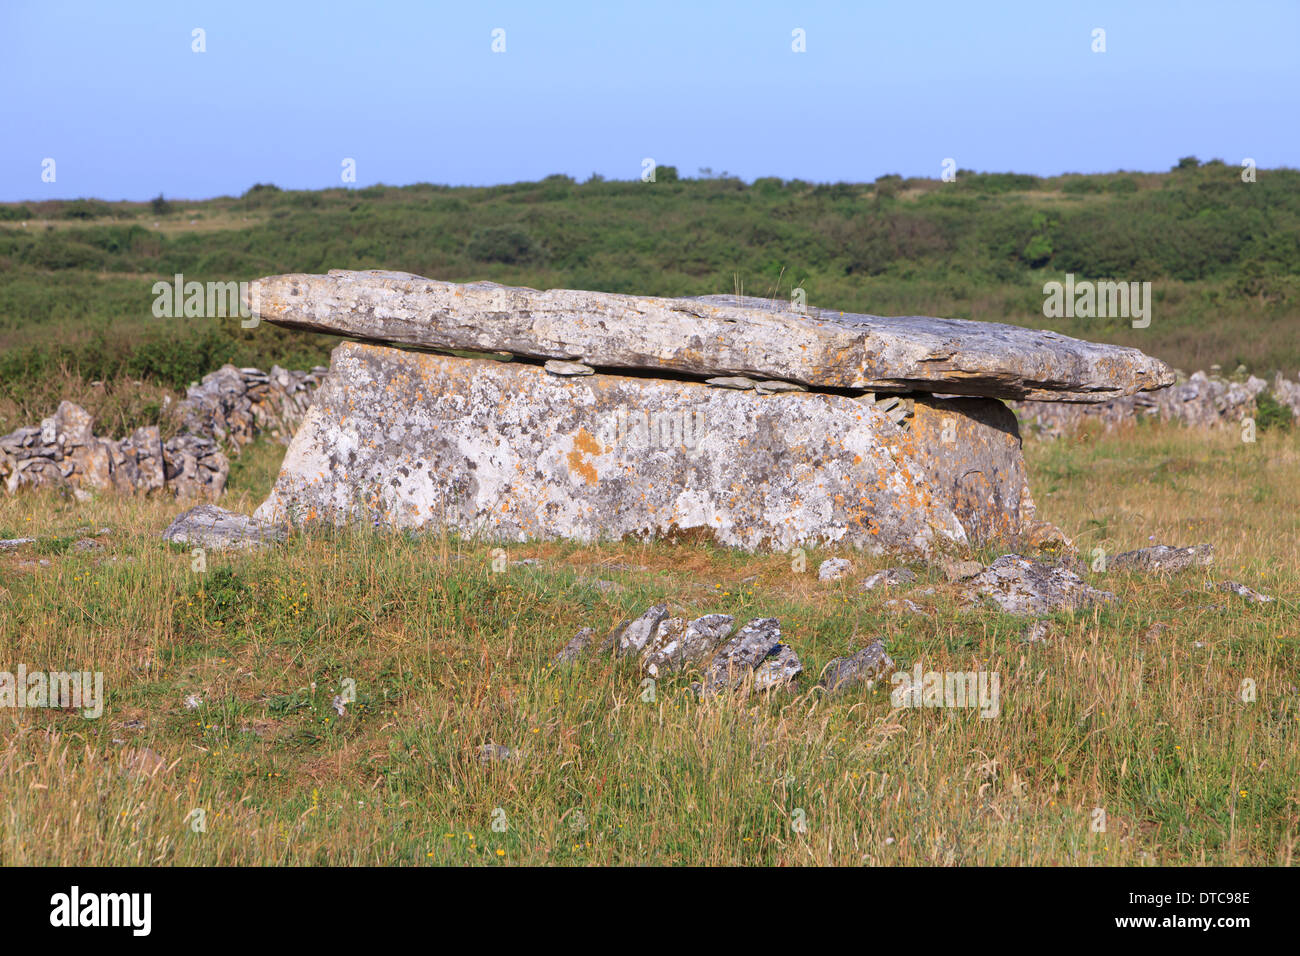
[0,422,1296,866]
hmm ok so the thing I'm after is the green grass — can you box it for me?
[0,421,1296,865]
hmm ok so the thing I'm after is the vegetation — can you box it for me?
[0,421,1295,865]
[1,162,1297,434]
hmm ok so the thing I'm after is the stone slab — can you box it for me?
[246,271,1174,402]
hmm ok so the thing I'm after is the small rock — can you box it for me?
[859,567,917,591]
[940,558,985,582]
[1216,580,1274,604]
[543,360,594,376]
[818,558,854,582]
[752,644,803,691]
[590,579,617,593]
[705,376,758,390]
[73,538,102,553]
[555,627,597,665]
[818,640,894,694]
[1109,544,1213,574]
[643,614,734,676]
[965,554,1116,616]
[755,380,807,395]
[0,538,37,550]
[183,694,202,710]
[161,504,284,552]
[610,604,669,657]
[330,694,347,717]
[699,618,783,696]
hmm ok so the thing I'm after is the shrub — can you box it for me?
[466,226,544,265]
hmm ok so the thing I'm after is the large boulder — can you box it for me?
[246,271,1174,402]
[250,342,1047,554]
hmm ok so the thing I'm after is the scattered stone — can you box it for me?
[554,627,597,665]
[699,618,784,696]
[818,558,854,582]
[590,579,617,593]
[643,614,734,676]
[330,694,347,717]
[965,554,1116,615]
[1216,580,1274,604]
[818,640,894,694]
[940,558,984,582]
[250,271,1173,401]
[752,644,803,691]
[72,538,102,553]
[161,504,285,551]
[184,694,203,710]
[543,359,594,377]
[859,567,917,591]
[1109,544,1214,573]
[0,538,36,550]
[612,604,669,657]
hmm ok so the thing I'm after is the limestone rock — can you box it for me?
[859,567,917,591]
[906,396,1041,547]
[1216,580,1274,604]
[543,360,594,377]
[818,558,854,582]
[752,644,803,692]
[818,641,894,694]
[698,618,784,696]
[248,271,1174,402]
[612,604,669,657]
[1109,544,1213,574]
[161,504,284,551]
[255,343,985,554]
[964,555,1116,615]
[554,627,597,665]
[642,613,734,675]
[940,558,985,582]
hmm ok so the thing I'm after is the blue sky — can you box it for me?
[2,0,1296,201]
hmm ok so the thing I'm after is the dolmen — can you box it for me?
[245,270,1173,555]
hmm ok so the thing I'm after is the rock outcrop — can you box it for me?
[247,271,1174,402]
[161,504,284,551]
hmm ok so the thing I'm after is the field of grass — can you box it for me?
[1,422,1295,866]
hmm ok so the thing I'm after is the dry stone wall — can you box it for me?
[1013,370,1300,438]
[0,364,326,499]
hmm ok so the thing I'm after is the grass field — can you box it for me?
[1,421,1295,866]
